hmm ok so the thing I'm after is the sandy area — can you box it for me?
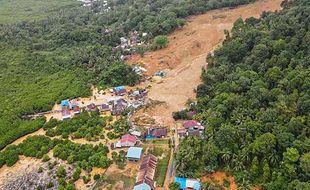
[128,0,283,127]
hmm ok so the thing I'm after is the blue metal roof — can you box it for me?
[61,100,70,107]
[175,177,187,189]
[126,147,143,159]
[133,183,151,190]
[175,177,201,190]
[114,86,125,92]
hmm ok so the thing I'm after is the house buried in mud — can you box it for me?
[133,154,158,190]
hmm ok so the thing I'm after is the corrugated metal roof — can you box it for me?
[126,147,143,159]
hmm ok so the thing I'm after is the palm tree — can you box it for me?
[239,178,251,190]
[221,149,232,163]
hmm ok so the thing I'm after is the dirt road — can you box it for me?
[128,0,283,127]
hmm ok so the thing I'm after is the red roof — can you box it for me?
[121,134,137,143]
[183,120,202,129]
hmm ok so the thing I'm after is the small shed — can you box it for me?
[126,147,143,161]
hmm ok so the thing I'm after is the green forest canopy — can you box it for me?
[0,0,256,150]
[0,0,82,23]
[175,0,310,189]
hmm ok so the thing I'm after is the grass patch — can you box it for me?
[145,139,169,145]
[155,148,171,187]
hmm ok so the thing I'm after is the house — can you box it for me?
[70,99,78,109]
[177,129,187,138]
[111,99,128,116]
[100,103,110,112]
[174,177,201,190]
[73,106,81,114]
[113,86,127,96]
[145,128,167,139]
[126,147,143,161]
[130,129,142,137]
[86,103,97,111]
[133,154,158,190]
[116,134,138,147]
[62,107,72,120]
[183,120,204,131]
[61,100,70,108]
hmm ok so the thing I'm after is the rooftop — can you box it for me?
[126,147,143,159]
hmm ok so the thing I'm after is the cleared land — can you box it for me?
[128,0,284,127]
[0,0,81,23]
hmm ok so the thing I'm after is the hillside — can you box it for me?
[174,0,310,189]
[0,0,257,150]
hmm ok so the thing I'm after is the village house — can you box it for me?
[61,106,72,120]
[126,147,143,161]
[111,98,128,116]
[178,120,204,138]
[100,103,110,112]
[73,106,81,114]
[133,154,158,190]
[114,134,138,148]
[69,99,78,109]
[145,127,167,139]
[86,103,97,111]
[113,86,127,96]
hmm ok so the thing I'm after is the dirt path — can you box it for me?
[128,0,283,127]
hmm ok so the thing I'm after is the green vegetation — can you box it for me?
[175,0,310,189]
[151,35,168,50]
[0,0,256,151]
[0,0,82,23]
[0,135,111,171]
[155,148,171,187]
[45,111,106,141]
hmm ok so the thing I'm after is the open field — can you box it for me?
[0,0,82,23]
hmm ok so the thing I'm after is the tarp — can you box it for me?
[61,100,69,107]
[114,86,125,92]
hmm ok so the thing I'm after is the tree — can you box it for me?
[169,182,180,190]
[56,166,66,178]
[250,157,259,178]
[299,153,310,174]
[152,35,168,50]
[72,167,81,181]
[263,160,270,182]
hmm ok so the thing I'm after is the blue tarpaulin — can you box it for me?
[61,100,69,107]
[114,86,125,92]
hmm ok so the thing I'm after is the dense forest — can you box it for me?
[0,0,256,150]
[175,0,310,189]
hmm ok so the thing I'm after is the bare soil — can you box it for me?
[128,0,283,127]
[0,0,283,189]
